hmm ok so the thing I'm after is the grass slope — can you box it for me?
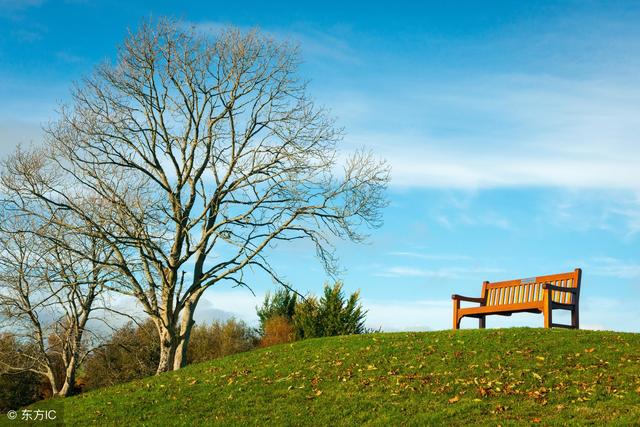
[29,329,640,426]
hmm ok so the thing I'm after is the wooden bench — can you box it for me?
[452,268,582,330]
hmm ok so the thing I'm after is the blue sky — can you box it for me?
[1,0,640,331]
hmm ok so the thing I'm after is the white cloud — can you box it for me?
[387,251,472,261]
[375,266,505,279]
[587,257,640,279]
[186,21,358,64]
[363,299,451,331]
[196,289,264,326]
[536,190,640,237]
[339,74,640,191]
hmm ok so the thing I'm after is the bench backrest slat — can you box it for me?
[483,269,581,306]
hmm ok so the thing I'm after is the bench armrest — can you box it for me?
[451,294,485,303]
[541,283,578,294]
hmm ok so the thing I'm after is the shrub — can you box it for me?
[260,315,296,347]
[317,283,366,336]
[256,289,297,335]
[187,319,258,364]
[259,282,367,341]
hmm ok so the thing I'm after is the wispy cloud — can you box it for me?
[56,51,86,64]
[375,266,505,279]
[588,257,640,280]
[186,20,359,64]
[0,0,44,10]
[0,0,45,19]
[387,251,472,261]
[541,190,640,237]
[339,73,640,191]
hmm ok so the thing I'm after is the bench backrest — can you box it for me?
[482,268,582,306]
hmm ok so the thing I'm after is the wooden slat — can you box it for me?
[558,280,564,303]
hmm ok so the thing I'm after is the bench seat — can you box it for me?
[457,302,542,317]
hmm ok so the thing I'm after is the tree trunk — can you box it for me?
[46,368,61,398]
[58,358,77,397]
[156,324,178,374]
[172,297,199,371]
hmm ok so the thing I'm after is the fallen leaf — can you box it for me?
[448,395,460,404]
[315,390,323,396]
[532,418,542,423]
[584,348,595,353]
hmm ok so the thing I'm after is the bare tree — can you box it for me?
[2,20,390,373]
[0,204,112,396]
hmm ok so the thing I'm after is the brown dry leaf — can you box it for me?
[478,387,490,397]
[315,390,323,396]
[492,404,508,414]
[584,348,595,353]
[448,395,460,404]
[189,380,197,385]
[532,418,542,423]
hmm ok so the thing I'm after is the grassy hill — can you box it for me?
[25,328,640,426]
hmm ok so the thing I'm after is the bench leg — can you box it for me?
[571,307,579,329]
[453,300,460,330]
[479,316,486,329]
[544,301,552,328]
[542,288,553,328]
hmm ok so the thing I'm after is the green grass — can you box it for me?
[24,328,640,426]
